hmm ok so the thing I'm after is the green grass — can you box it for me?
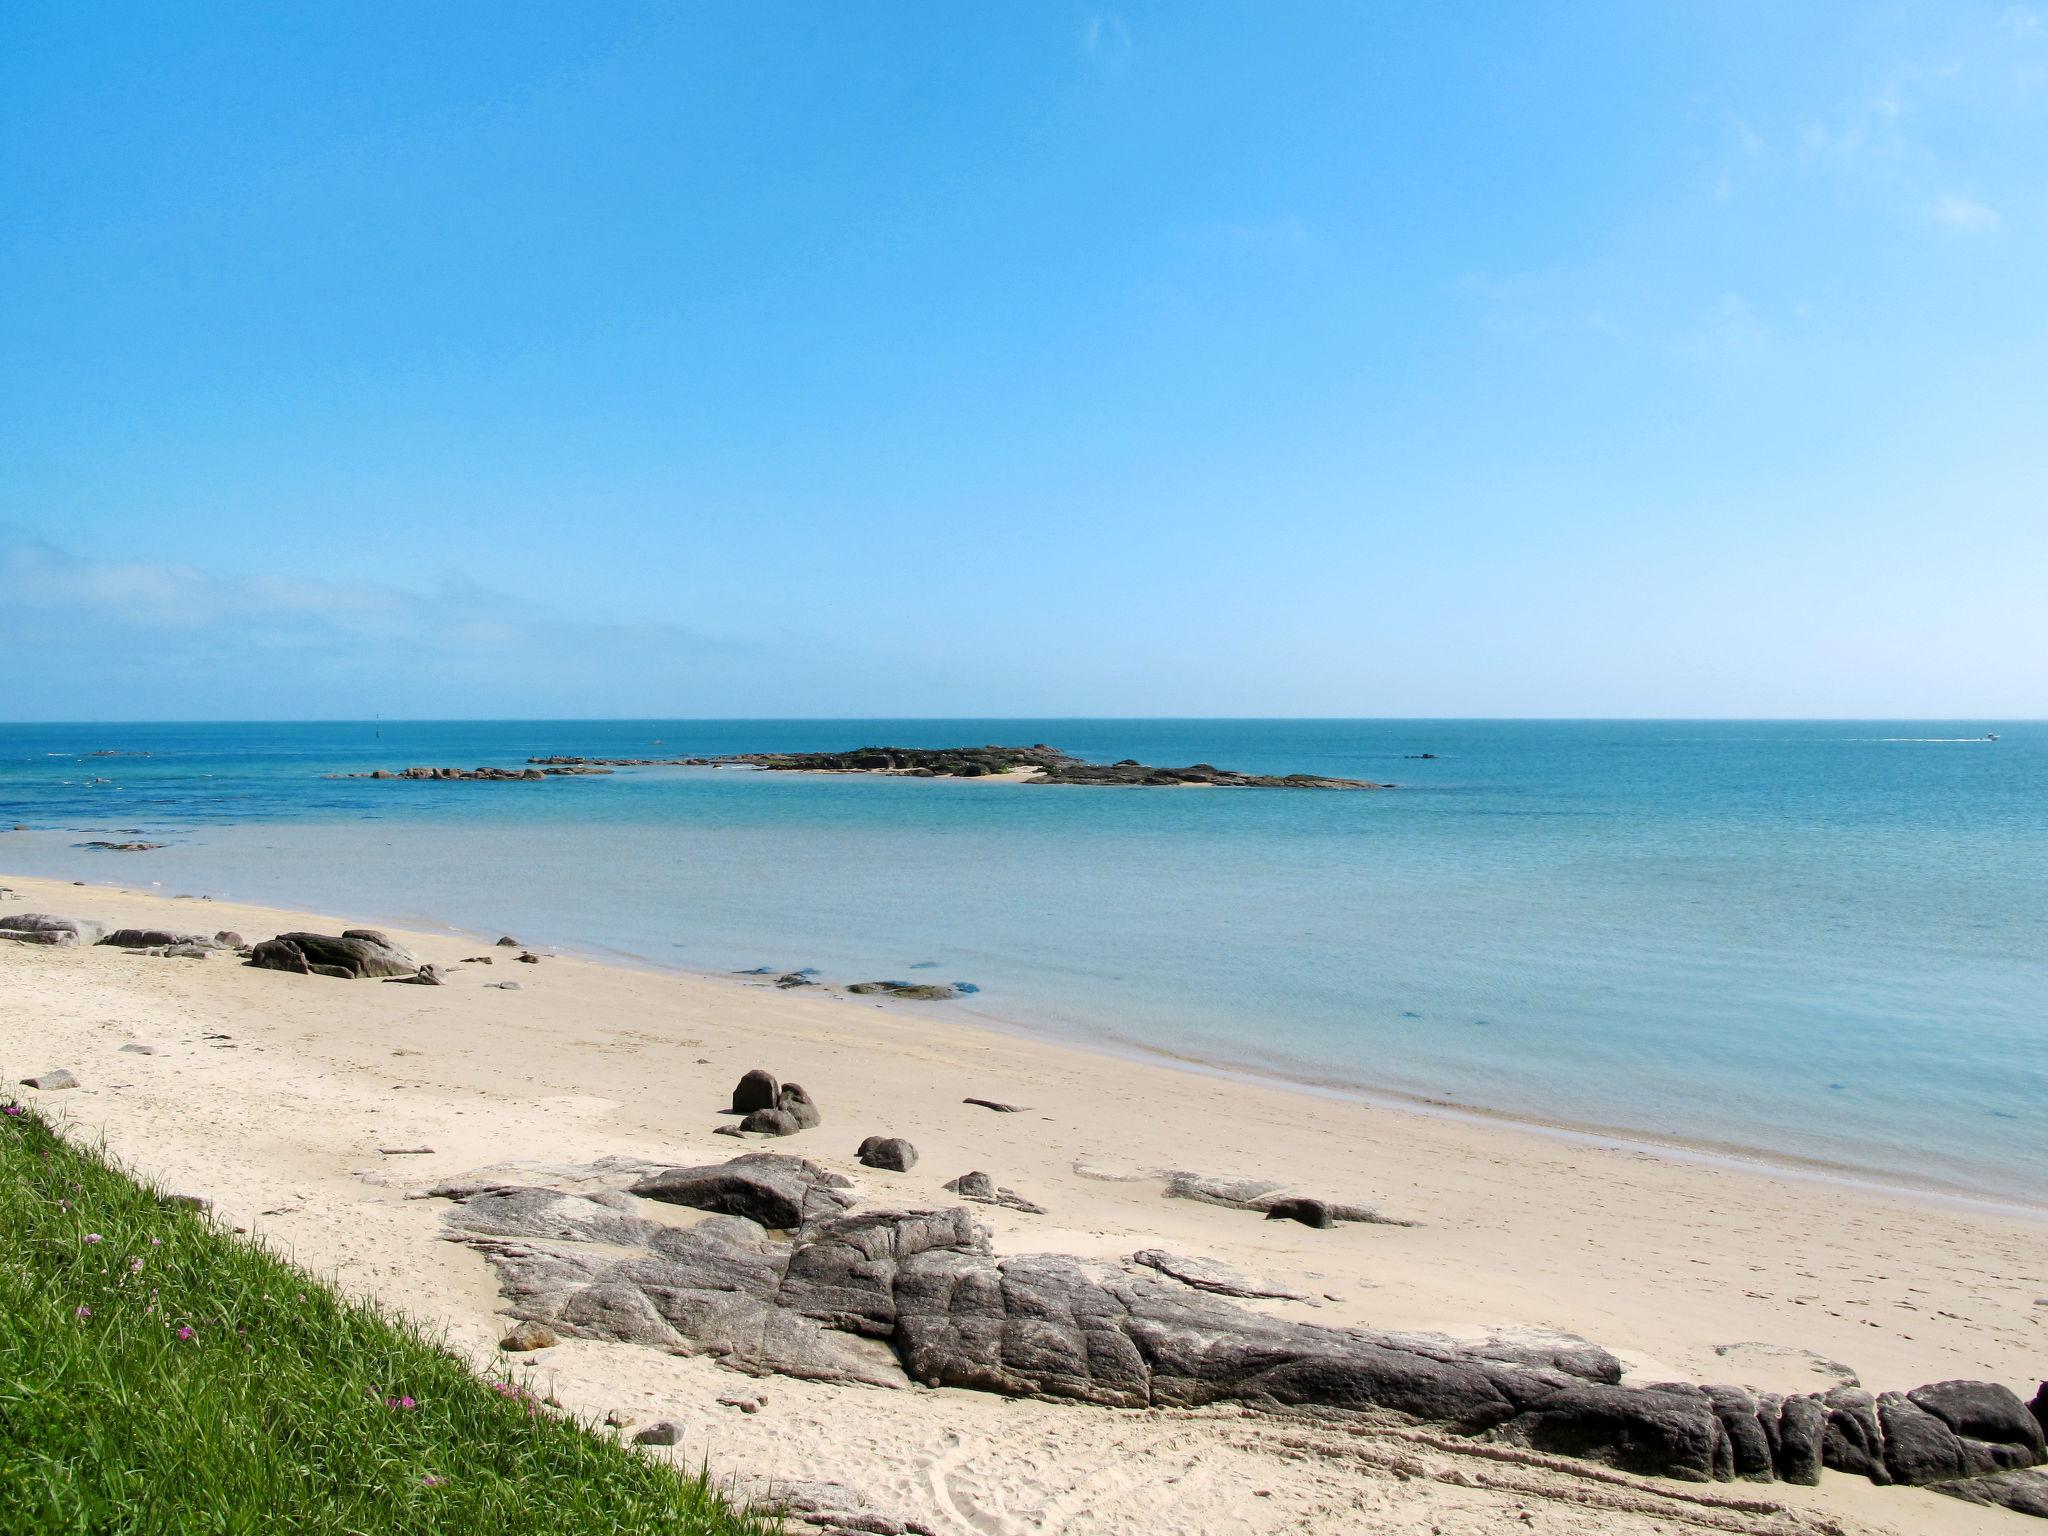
[0,1100,779,1536]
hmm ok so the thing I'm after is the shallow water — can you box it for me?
[3,719,2042,1201]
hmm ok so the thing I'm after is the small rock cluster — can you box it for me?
[724,1070,821,1137]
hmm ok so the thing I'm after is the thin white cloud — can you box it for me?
[1683,293,1772,362]
[1083,12,1131,63]
[2000,5,2042,38]
[1930,192,2005,232]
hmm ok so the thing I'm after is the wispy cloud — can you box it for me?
[1082,11,1131,65]
[1683,293,1772,363]
[2001,5,2042,38]
[0,531,746,717]
[1930,192,2005,232]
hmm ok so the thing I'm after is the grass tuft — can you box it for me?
[0,1100,778,1534]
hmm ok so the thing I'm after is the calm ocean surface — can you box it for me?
[2,720,2042,1202]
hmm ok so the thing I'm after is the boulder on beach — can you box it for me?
[247,930,420,980]
[0,913,104,947]
[731,1069,780,1114]
[777,1083,821,1129]
[857,1136,918,1172]
[739,1107,800,1137]
[943,1171,1047,1215]
[627,1152,856,1229]
[21,1069,79,1090]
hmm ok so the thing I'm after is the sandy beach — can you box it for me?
[3,870,2043,1535]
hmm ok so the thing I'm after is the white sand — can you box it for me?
[3,872,2042,1534]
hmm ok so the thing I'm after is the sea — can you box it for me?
[2,720,2041,1204]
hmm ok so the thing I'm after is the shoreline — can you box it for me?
[12,856,2043,1220]
[4,870,2044,1534]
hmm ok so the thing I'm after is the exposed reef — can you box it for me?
[524,745,1389,789]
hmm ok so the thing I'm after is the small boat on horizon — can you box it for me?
[1986,732,2000,741]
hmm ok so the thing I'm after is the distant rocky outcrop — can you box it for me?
[329,765,613,781]
[328,746,1388,788]
[247,929,419,980]
[434,1153,2047,1508]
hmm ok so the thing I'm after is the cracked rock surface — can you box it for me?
[432,1153,2048,1507]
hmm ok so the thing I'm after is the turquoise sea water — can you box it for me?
[2,720,2042,1202]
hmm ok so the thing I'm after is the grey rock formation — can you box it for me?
[778,1083,821,1129]
[1931,1467,2048,1517]
[247,930,419,980]
[384,965,445,986]
[21,1069,80,1090]
[1163,1171,1410,1227]
[1132,1249,1311,1302]
[740,1107,801,1137]
[633,1421,682,1447]
[0,913,104,947]
[848,981,958,1001]
[939,1171,1046,1214]
[434,1156,2048,1505]
[100,928,213,949]
[628,1153,855,1229]
[857,1137,918,1172]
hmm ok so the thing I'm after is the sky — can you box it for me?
[3,1,2045,719]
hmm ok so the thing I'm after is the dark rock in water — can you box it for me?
[385,965,445,986]
[773,972,815,989]
[79,840,164,851]
[732,1069,780,1115]
[848,981,958,1001]
[1930,1467,2048,1517]
[777,1083,821,1129]
[496,936,521,947]
[736,966,775,975]
[740,1107,800,1137]
[21,1069,79,1090]
[706,744,1390,790]
[1263,1197,1333,1229]
[962,1098,1025,1113]
[0,913,104,947]
[628,1152,856,1229]
[857,1136,917,1172]
[248,931,419,980]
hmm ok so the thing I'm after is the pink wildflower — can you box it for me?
[4,1105,22,1116]
[75,1306,92,1320]
[421,1475,445,1488]
[176,1325,195,1340]
[84,1233,103,1244]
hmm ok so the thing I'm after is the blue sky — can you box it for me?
[3,2,2044,718]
